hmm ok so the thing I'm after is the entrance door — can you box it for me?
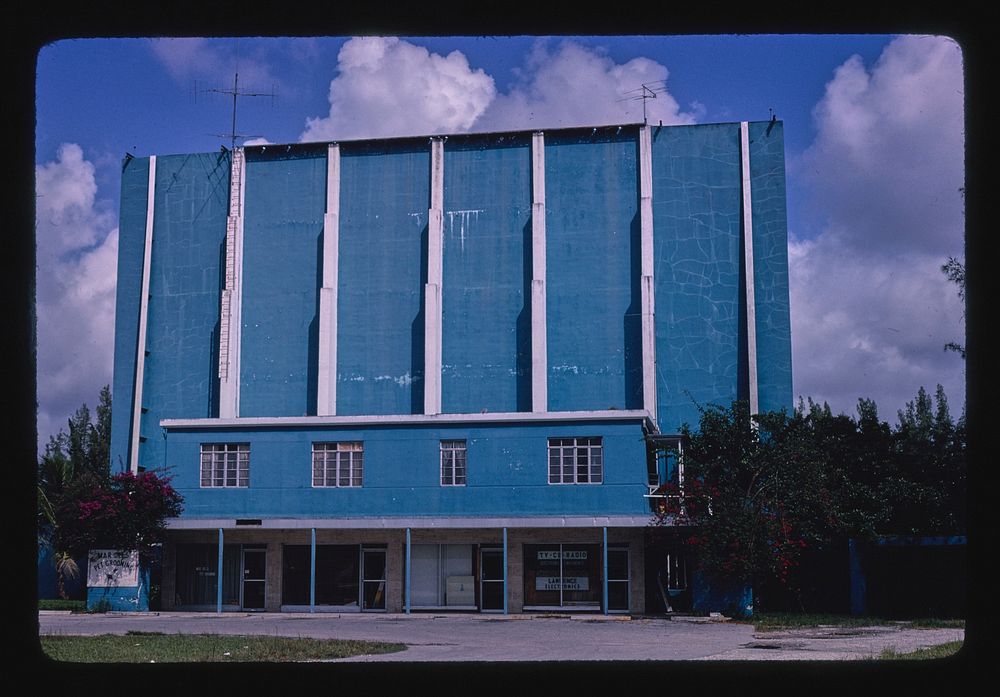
[241,547,266,610]
[480,548,504,612]
[361,547,386,611]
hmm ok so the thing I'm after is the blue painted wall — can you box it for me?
[651,123,743,434]
[442,134,532,413]
[747,121,793,415]
[110,156,151,473]
[337,140,429,415]
[138,153,230,472]
[545,128,641,412]
[240,150,326,417]
[164,419,649,519]
[110,122,791,481]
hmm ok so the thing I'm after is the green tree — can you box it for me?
[38,386,114,598]
[941,256,965,359]
[53,470,184,562]
[657,401,840,607]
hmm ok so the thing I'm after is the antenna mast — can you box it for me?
[617,81,668,125]
[204,73,276,150]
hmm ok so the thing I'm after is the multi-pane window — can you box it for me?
[312,442,364,487]
[547,437,603,484]
[200,443,249,488]
[440,440,467,486]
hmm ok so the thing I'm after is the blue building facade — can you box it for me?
[110,121,791,613]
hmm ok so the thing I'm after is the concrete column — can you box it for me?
[405,528,412,614]
[317,144,340,416]
[503,527,508,615]
[530,132,548,413]
[638,126,657,419]
[129,156,156,474]
[310,528,316,612]
[740,122,759,417]
[219,148,247,418]
[265,540,282,612]
[602,527,609,615]
[216,528,224,613]
[424,138,444,415]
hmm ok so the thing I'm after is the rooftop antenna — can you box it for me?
[197,73,277,150]
[617,81,668,125]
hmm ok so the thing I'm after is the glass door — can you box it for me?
[241,547,266,610]
[361,547,386,611]
[480,547,504,612]
[607,547,630,613]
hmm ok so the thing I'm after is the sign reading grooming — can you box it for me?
[87,550,139,587]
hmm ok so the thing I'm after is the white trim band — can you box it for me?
[161,408,656,430]
[166,515,655,530]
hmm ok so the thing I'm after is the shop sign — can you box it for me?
[537,550,588,560]
[87,549,139,587]
[535,576,590,591]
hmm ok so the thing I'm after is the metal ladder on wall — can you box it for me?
[218,148,243,380]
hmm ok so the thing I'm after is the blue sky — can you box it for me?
[34,35,966,447]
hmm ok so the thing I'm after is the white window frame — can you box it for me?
[547,437,603,485]
[440,440,467,486]
[200,443,249,488]
[312,442,364,487]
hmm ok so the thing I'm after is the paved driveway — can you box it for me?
[37,611,964,662]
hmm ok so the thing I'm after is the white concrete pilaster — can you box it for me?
[129,156,156,474]
[317,144,340,416]
[740,122,759,416]
[424,138,444,415]
[219,148,246,418]
[531,132,548,413]
[638,126,657,419]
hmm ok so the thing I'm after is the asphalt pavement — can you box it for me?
[36,611,966,662]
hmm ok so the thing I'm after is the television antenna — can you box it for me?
[617,81,668,125]
[195,72,277,150]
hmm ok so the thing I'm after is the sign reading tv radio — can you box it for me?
[536,550,590,591]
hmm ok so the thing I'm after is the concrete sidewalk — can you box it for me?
[37,611,965,662]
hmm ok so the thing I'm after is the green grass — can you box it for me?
[876,641,964,660]
[40,632,407,663]
[749,612,965,632]
[38,599,86,612]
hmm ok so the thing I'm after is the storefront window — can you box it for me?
[282,545,360,607]
[174,543,239,607]
[523,544,601,609]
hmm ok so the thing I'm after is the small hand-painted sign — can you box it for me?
[87,549,139,587]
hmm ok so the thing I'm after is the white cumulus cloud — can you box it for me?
[790,35,965,420]
[475,39,701,131]
[301,37,698,142]
[35,144,119,447]
[301,37,497,141]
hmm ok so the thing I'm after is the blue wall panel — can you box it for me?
[110,157,151,473]
[442,135,531,413]
[545,129,641,412]
[138,153,230,471]
[337,142,429,415]
[240,152,326,417]
[651,123,743,433]
[748,121,793,414]
[166,420,649,519]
